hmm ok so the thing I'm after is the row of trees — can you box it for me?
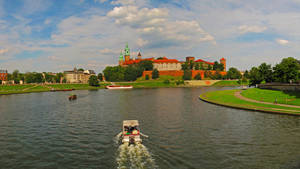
[247,57,300,86]
[103,60,153,81]
[182,60,224,71]
[6,70,66,84]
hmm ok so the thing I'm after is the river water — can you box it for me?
[0,87,300,169]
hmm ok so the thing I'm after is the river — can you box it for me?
[0,87,300,169]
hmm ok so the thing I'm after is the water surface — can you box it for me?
[0,87,300,169]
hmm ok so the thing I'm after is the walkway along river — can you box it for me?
[0,87,299,169]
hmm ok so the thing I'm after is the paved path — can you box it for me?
[235,91,300,109]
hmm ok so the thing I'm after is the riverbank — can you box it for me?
[200,89,300,116]
[0,83,109,95]
[0,80,246,95]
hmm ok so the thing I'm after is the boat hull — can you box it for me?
[106,85,133,89]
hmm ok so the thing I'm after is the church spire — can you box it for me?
[119,50,123,61]
[124,43,130,61]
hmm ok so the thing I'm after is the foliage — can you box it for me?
[145,75,149,80]
[124,65,139,81]
[243,70,250,79]
[24,72,44,83]
[78,68,84,71]
[213,61,224,71]
[195,63,200,70]
[207,64,212,70]
[88,75,99,86]
[138,60,153,71]
[194,73,202,80]
[183,70,192,80]
[226,67,242,79]
[163,79,170,84]
[175,80,185,85]
[103,66,125,82]
[98,73,103,81]
[272,57,300,83]
[258,63,273,83]
[55,73,64,83]
[152,69,159,79]
[249,67,263,86]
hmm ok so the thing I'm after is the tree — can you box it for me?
[249,67,263,86]
[207,64,212,70]
[244,70,250,79]
[189,61,194,70]
[273,57,300,83]
[145,74,149,80]
[98,73,103,81]
[88,75,99,86]
[195,63,200,70]
[78,68,84,71]
[124,65,139,81]
[194,73,201,80]
[181,62,189,70]
[152,69,159,79]
[258,63,273,83]
[103,66,125,82]
[183,70,192,80]
[55,73,64,83]
[226,67,242,79]
[138,60,153,71]
[199,62,204,70]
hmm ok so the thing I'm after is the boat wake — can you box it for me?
[116,143,157,169]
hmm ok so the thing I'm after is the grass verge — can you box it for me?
[200,89,300,116]
[212,80,247,86]
[241,88,300,106]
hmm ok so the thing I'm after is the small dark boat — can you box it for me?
[69,95,77,100]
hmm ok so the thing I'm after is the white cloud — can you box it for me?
[276,39,289,45]
[137,38,148,47]
[111,0,135,5]
[99,48,119,55]
[107,5,215,48]
[94,0,108,3]
[238,25,267,34]
[0,49,8,55]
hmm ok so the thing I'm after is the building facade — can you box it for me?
[118,44,227,78]
[64,68,95,83]
[0,70,8,82]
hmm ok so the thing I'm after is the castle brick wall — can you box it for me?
[143,70,226,79]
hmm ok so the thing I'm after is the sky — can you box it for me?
[0,0,300,73]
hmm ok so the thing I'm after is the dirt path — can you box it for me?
[22,85,38,91]
[235,91,300,109]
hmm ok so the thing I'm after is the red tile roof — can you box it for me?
[194,59,214,65]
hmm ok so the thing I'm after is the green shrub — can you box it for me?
[163,79,170,84]
[145,75,149,80]
[194,73,201,80]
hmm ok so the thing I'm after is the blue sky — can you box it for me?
[0,0,299,73]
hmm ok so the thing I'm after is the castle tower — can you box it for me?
[119,51,124,65]
[137,51,142,60]
[124,43,130,62]
[220,58,226,71]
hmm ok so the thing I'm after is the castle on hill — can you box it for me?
[118,44,226,79]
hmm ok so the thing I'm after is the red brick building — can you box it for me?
[118,44,227,79]
[0,70,8,81]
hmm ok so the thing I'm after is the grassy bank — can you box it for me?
[241,88,300,106]
[0,83,109,95]
[212,80,248,86]
[200,89,300,115]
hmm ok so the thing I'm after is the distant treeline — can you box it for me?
[246,57,300,86]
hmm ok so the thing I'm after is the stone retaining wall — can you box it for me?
[258,83,300,91]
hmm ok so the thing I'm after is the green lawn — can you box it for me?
[0,83,110,95]
[241,88,300,106]
[200,89,300,115]
[212,80,247,86]
[0,84,34,91]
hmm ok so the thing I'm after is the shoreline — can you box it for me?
[0,80,245,96]
[199,90,300,116]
